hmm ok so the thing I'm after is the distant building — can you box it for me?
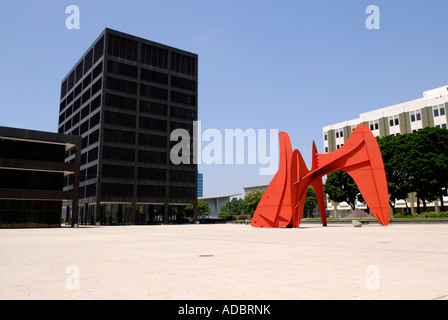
[323,85,448,153]
[323,85,448,215]
[0,126,81,228]
[243,185,268,196]
[58,28,198,225]
[197,173,203,197]
[199,194,241,218]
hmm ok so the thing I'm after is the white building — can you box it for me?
[322,85,448,215]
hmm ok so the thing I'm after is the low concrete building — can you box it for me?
[199,193,241,218]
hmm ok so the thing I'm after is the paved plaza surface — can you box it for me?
[1,222,447,300]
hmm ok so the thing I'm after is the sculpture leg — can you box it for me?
[251,132,293,228]
[310,178,327,227]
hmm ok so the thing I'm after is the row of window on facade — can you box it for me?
[61,34,197,98]
[74,182,195,200]
[325,105,447,141]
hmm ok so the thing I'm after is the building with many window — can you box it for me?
[58,28,198,225]
[0,126,81,228]
[322,85,448,215]
[197,172,203,198]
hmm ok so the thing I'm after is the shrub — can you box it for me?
[218,211,230,220]
[420,212,439,218]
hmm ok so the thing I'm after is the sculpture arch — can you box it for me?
[251,124,389,228]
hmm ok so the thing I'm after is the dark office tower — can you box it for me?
[58,28,198,225]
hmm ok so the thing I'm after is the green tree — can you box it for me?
[408,127,448,212]
[324,171,360,210]
[378,127,448,214]
[242,189,264,216]
[377,134,413,213]
[303,186,318,217]
[184,200,211,218]
[218,197,243,219]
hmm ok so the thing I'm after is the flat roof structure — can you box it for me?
[0,126,81,228]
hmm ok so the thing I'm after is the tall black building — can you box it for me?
[58,28,198,225]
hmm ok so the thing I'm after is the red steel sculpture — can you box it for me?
[251,124,389,228]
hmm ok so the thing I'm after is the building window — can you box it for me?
[335,129,343,139]
[433,104,446,117]
[410,111,422,122]
[389,115,399,127]
[324,134,327,141]
[433,104,447,128]
[369,120,379,131]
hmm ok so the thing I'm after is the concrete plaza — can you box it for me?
[0,222,447,300]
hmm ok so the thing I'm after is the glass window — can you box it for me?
[416,112,421,121]
[440,107,445,116]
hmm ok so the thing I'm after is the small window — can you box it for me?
[442,124,447,129]
[394,116,399,126]
[434,108,439,117]
[416,112,421,121]
[440,107,445,116]
[410,113,415,122]
[324,134,327,141]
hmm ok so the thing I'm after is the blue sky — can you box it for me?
[1,0,448,197]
